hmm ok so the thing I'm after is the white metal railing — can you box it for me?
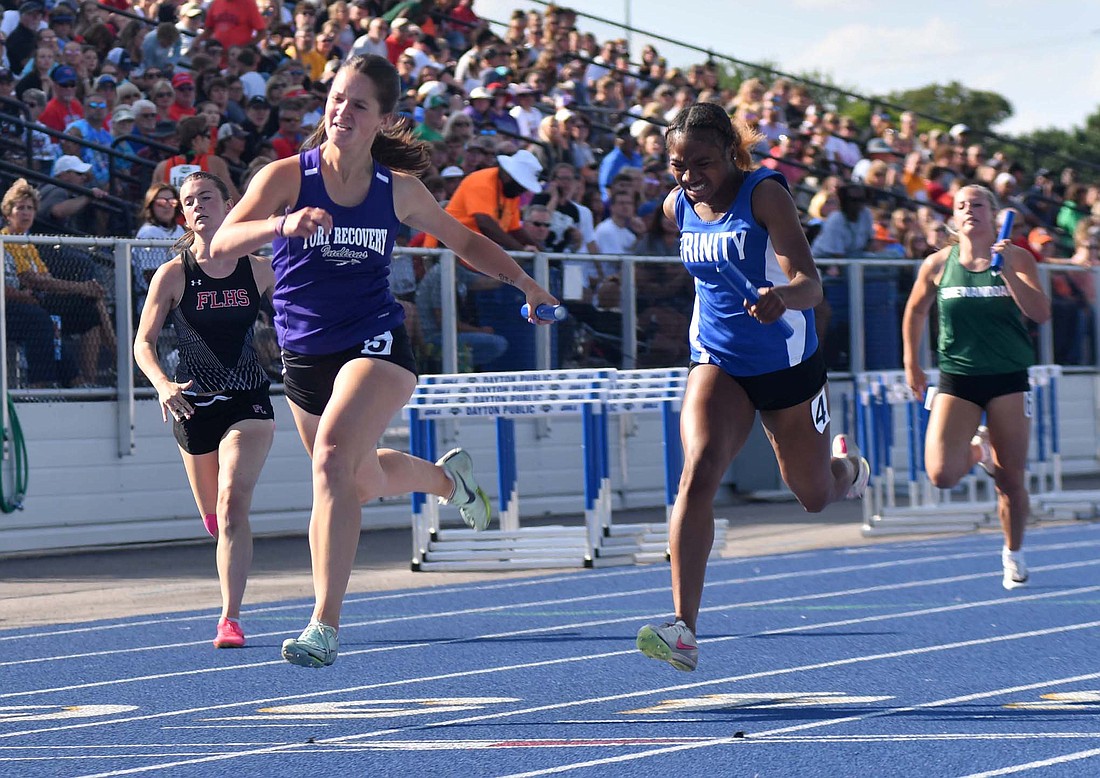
[0,233,1096,457]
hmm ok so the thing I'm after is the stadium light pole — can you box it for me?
[624,0,632,54]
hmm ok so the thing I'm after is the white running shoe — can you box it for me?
[281,620,339,667]
[832,433,870,500]
[437,447,492,531]
[1002,547,1029,590]
[636,619,698,672]
[972,425,994,475]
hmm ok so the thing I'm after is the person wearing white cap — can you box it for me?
[210,54,557,669]
[422,148,545,252]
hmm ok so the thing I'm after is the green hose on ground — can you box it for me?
[0,395,29,512]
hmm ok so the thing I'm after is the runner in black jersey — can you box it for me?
[135,171,277,650]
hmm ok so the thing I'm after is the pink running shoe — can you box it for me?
[202,513,218,538]
[213,618,245,648]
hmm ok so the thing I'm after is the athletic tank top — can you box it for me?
[270,146,404,355]
[936,244,1034,375]
[675,167,817,376]
[169,251,269,393]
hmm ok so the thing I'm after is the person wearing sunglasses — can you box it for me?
[38,64,83,132]
[132,183,185,314]
[64,91,113,188]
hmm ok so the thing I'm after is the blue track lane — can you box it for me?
[3,523,1100,777]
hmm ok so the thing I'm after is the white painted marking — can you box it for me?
[959,747,1100,776]
[42,608,1100,776]
[5,557,1099,709]
[0,706,137,723]
[624,692,893,714]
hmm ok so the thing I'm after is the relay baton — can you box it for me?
[521,303,568,322]
[990,210,1014,275]
[714,257,795,338]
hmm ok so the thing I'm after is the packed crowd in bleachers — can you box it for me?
[0,0,1097,386]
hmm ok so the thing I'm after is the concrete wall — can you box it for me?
[2,374,1096,556]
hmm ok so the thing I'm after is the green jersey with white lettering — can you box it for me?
[936,244,1034,375]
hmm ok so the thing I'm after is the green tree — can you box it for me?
[879,81,1013,134]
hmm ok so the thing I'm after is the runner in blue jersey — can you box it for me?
[635,102,871,673]
[212,54,558,669]
[135,171,276,651]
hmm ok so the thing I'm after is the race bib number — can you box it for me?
[361,330,394,356]
[169,163,201,189]
[811,385,830,434]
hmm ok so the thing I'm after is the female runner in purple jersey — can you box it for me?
[135,171,276,650]
[212,54,558,668]
[635,103,870,673]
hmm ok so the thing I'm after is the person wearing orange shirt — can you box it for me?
[423,149,544,251]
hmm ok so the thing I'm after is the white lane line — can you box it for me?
[498,666,1100,777]
[0,532,1091,645]
[1,582,1096,744]
[959,748,1100,776]
[4,559,1099,702]
[67,623,1100,778]
[5,541,1098,668]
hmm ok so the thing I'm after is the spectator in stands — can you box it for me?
[414,259,509,371]
[594,189,645,254]
[20,88,59,173]
[0,179,79,387]
[205,0,267,52]
[168,72,198,122]
[149,78,174,123]
[509,83,542,139]
[132,182,184,314]
[462,84,492,128]
[175,2,204,57]
[560,110,597,183]
[66,91,111,188]
[269,98,306,159]
[351,16,389,59]
[530,162,597,254]
[14,41,54,99]
[240,95,271,161]
[811,182,874,258]
[38,64,81,132]
[37,153,111,232]
[459,132,495,175]
[424,148,545,252]
[134,170,276,650]
[903,191,1050,590]
[529,113,569,173]
[141,22,181,76]
[413,93,448,142]
[153,115,241,201]
[3,173,114,386]
[215,122,248,189]
[7,1,45,76]
[598,123,642,201]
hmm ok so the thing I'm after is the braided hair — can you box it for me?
[666,102,763,172]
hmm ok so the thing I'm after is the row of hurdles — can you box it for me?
[851,364,1100,535]
[403,367,732,571]
[400,364,1091,571]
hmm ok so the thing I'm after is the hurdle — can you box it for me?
[404,368,728,571]
[599,368,727,564]
[856,365,1072,535]
[406,369,613,571]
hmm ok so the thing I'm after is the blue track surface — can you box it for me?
[4,523,1100,776]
